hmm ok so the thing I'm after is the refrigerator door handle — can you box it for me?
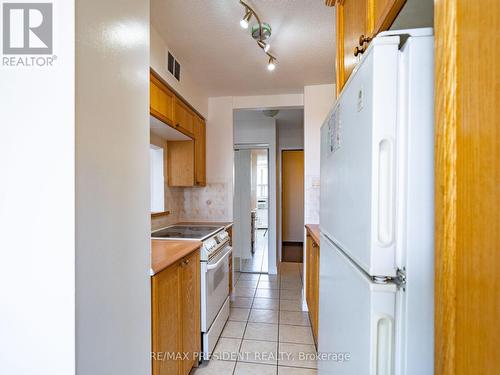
[377,139,395,246]
[373,314,394,375]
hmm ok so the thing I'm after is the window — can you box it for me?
[256,153,268,198]
[150,145,165,213]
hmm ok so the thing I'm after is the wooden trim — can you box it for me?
[434,1,457,373]
[282,241,304,247]
[335,1,345,97]
[151,211,171,219]
[150,68,205,121]
[325,0,336,6]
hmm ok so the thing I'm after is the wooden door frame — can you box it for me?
[434,1,499,374]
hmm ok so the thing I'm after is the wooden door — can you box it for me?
[151,263,181,375]
[193,116,206,186]
[174,98,194,136]
[150,73,175,126]
[282,150,304,242]
[434,1,500,374]
[180,251,200,375]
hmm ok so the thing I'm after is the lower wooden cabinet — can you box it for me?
[152,249,200,375]
[305,234,320,345]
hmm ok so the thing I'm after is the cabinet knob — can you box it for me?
[354,46,365,57]
[358,34,372,46]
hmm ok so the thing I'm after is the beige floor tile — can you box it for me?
[229,308,250,322]
[234,362,277,375]
[191,359,236,374]
[277,366,317,374]
[244,322,279,341]
[239,339,278,365]
[236,280,259,288]
[258,281,280,290]
[255,288,280,299]
[212,338,242,361]
[253,297,279,310]
[259,274,279,282]
[233,287,257,298]
[279,311,311,326]
[278,343,317,369]
[279,325,315,345]
[280,289,304,301]
[221,321,246,339]
[249,309,279,324]
[239,273,261,281]
[231,297,253,308]
[280,299,308,312]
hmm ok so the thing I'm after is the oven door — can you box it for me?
[201,245,232,332]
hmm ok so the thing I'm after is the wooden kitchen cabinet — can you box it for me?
[193,116,206,186]
[331,0,406,95]
[167,140,195,187]
[305,227,320,345]
[150,73,175,126]
[152,249,200,375]
[174,98,195,137]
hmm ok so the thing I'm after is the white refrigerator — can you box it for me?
[318,29,434,375]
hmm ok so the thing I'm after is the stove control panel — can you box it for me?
[216,230,229,243]
[203,238,218,253]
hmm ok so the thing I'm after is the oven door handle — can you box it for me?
[206,246,232,270]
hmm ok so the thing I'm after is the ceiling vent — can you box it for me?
[167,51,181,81]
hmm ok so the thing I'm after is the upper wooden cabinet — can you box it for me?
[149,70,207,188]
[150,74,175,125]
[193,116,206,187]
[331,0,406,94]
[174,98,195,137]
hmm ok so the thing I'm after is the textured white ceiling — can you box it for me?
[151,0,335,96]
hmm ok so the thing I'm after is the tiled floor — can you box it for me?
[240,229,268,273]
[192,262,317,375]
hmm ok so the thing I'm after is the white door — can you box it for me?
[320,36,400,277]
[318,234,397,375]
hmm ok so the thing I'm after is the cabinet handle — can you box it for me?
[358,34,372,46]
[354,46,366,57]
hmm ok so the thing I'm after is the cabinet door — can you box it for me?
[305,235,313,314]
[152,263,181,375]
[335,0,368,94]
[180,250,200,375]
[150,74,175,125]
[312,241,320,343]
[174,99,194,136]
[193,116,206,186]
[371,0,406,35]
[167,140,195,187]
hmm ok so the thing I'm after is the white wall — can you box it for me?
[0,1,75,374]
[234,116,277,274]
[151,26,208,117]
[304,84,336,225]
[76,1,151,374]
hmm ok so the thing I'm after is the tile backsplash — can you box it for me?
[151,182,231,231]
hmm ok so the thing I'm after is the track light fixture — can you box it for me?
[239,0,278,71]
[267,56,276,71]
[240,8,252,29]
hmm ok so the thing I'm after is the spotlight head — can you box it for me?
[267,56,276,71]
[240,9,252,29]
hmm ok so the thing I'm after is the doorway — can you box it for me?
[233,146,269,273]
[281,150,304,262]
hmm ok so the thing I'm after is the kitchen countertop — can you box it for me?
[151,239,202,275]
[305,224,320,245]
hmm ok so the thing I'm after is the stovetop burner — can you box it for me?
[151,225,223,240]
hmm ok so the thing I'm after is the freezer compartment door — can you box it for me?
[318,234,397,375]
[320,37,400,277]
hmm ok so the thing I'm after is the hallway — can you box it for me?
[192,263,317,374]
